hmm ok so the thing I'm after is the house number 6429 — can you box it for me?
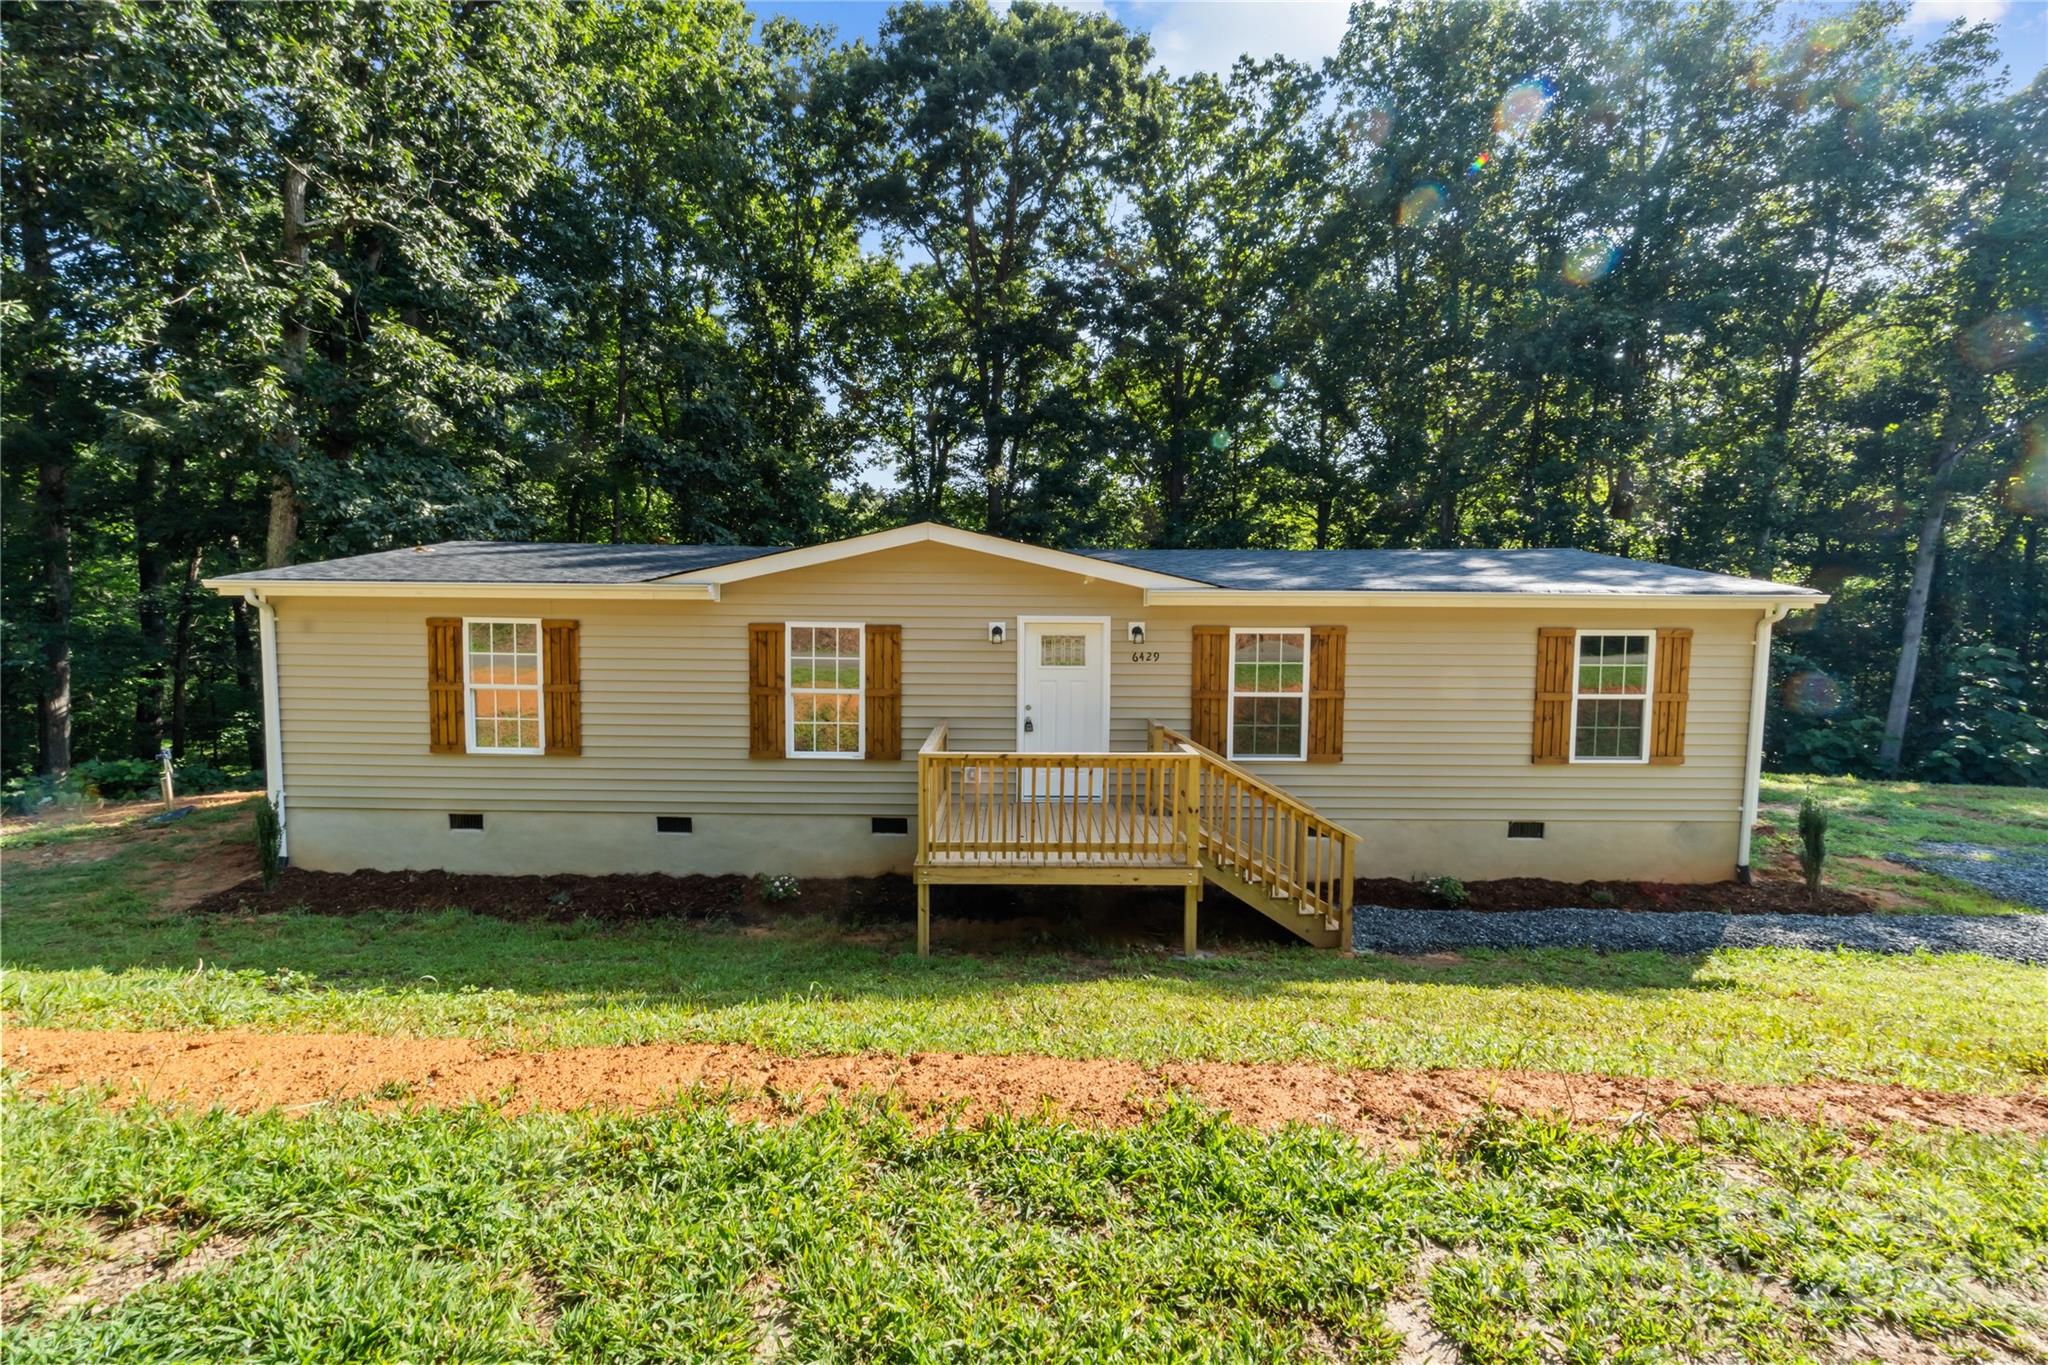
[1129,650,1161,663]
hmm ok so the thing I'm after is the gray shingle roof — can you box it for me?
[1079,547,1821,596]
[212,541,781,584]
[215,536,1820,597]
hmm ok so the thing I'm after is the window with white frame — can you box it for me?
[465,619,543,754]
[788,623,864,757]
[1571,630,1653,761]
[1228,628,1308,760]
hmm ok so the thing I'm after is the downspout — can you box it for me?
[243,588,287,862]
[1735,603,1793,883]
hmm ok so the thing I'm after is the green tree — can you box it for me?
[843,0,1150,534]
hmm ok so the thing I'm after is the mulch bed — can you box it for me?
[190,866,1872,925]
[189,868,914,925]
[1355,875,1869,915]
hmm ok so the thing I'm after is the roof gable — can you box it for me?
[664,523,1204,591]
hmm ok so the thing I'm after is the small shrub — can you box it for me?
[1418,875,1469,907]
[254,798,283,890]
[1797,795,1828,901]
[757,873,800,903]
[1589,886,1618,908]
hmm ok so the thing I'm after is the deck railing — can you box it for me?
[916,722,1199,867]
[1150,723,1358,936]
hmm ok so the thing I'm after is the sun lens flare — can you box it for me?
[1209,430,1231,451]
[1398,182,1445,228]
[1958,311,2042,372]
[1495,77,1554,137]
[1781,670,1845,718]
[2007,418,2048,517]
[1466,151,1490,177]
[1346,107,1391,151]
[1563,236,1618,286]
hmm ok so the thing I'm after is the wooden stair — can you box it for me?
[1151,723,1358,952]
[1198,852,1343,948]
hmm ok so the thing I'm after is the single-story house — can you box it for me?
[205,522,1825,953]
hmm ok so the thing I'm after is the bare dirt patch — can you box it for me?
[1,1214,252,1323]
[3,791,259,871]
[9,1028,2045,1150]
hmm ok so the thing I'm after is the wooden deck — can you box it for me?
[912,723,1358,956]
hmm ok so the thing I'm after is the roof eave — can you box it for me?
[202,578,722,601]
[1141,587,1829,608]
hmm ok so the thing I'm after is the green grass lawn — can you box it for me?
[4,1091,2044,1362]
[1757,774,2048,915]
[4,795,2045,1092]
[6,782,2048,1361]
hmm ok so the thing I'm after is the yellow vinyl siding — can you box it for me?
[274,541,1754,840]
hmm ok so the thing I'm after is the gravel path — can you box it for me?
[1353,906,2048,964]
[1884,843,2048,912]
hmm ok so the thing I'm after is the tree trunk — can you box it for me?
[2022,518,2039,676]
[267,158,311,568]
[232,595,262,772]
[134,475,169,757]
[1878,490,1951,771]
[36,452,72,775]
[169,546,203,759]
[17,152,72,774]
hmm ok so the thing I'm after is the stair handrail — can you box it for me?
[1150,722,1358,940]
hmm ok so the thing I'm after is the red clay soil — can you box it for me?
[8,1028,2042,1149]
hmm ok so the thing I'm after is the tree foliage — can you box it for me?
[4,0,2044,785]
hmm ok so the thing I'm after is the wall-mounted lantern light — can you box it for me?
[988,621,1007,645]
[1127,622,1146,645]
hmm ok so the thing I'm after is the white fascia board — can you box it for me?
[201,579,720,602]
[1142,588,1830,609]
[664,522,1204,592]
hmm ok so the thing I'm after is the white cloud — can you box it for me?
[1906,0,2011,27]
[1117,0,1352,77]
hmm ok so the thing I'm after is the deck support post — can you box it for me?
[1182,882,1198,956]
[916,881,930,957]
[1339,837,1356,957]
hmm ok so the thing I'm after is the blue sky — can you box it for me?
[754,0,2046,83]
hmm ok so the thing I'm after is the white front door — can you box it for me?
[1018,619,1110,796]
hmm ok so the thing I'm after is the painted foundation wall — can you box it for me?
[270,540,1762,883]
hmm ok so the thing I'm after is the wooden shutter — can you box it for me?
[748,623,785,758]
[1532,627,1574,764]
[1190,626,1228,752]
[866,624,902,760]
[542,619,581,756]
[427,617,464,754]
[1649,627,1693,765]
[1306,625,1346,762]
